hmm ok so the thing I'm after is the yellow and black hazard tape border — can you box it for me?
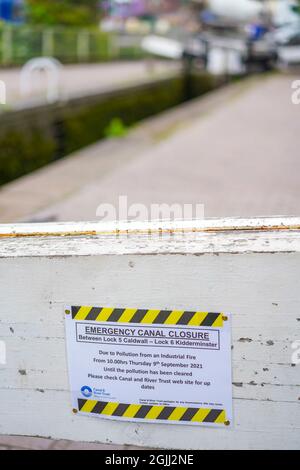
[69,306,227,327]
[76,399,229,425]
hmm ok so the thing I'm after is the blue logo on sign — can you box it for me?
[81,386,93,398]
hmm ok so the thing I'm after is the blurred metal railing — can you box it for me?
[0,24,145,65]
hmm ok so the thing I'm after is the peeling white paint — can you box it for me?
[0,217,299,449]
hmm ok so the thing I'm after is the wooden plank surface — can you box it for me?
[0,217,299,449]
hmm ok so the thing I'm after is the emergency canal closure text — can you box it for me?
[65,308,232,426]
[76,323,220,350]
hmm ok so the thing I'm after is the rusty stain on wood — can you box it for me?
[0,230,98,239]
[1,224,300,239]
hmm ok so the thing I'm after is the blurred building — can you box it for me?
[102,0,183,18]
[195,0,300,27]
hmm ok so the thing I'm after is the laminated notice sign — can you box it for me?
[65,306,233,427]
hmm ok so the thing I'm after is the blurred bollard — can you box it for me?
[0,79,6,105]
[207,47,245,75]
[207,47,228,75]
[20,57,63,104]
[0,340,6,365]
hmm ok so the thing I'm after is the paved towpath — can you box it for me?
[29,73,300,222]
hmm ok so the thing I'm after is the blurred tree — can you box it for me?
[294,1,300,14]
[26,0,101,26]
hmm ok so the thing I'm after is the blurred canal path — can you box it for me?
[0,73,299,223]
[0,60,181,109]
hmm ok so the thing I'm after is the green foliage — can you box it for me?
[0,128,56,186]
[291,1,300,14]
[26,0,100,26]
[104,118,128,138]
[63,78,186,154]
